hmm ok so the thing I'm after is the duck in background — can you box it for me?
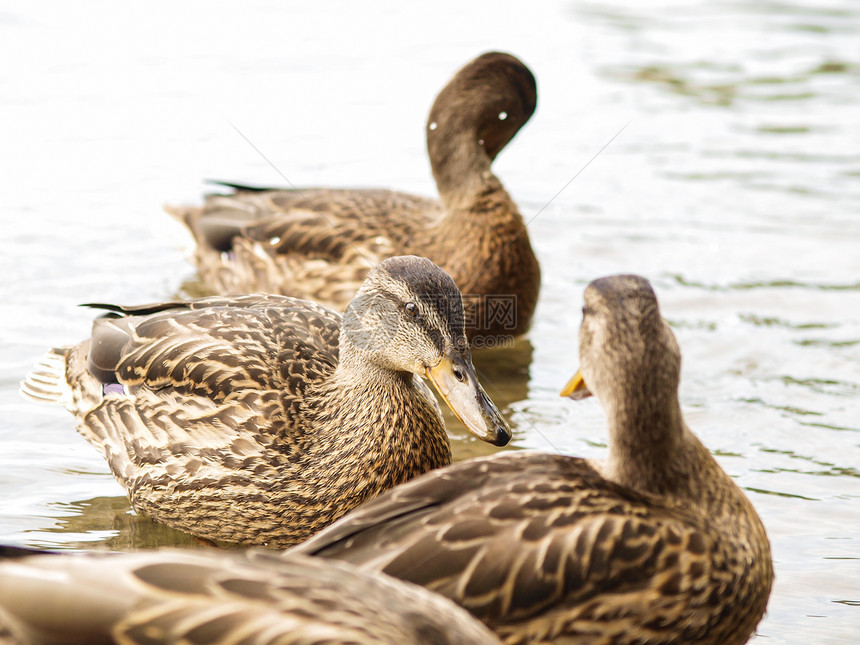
[167,51,540,343]
[20,256,510,549]
[0,545,501,645]
[292,274,773,645]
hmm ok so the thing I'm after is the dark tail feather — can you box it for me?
[80,301,189,316]
[205,179,286,193]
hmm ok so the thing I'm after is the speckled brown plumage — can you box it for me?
[166,51,540,342]
[293,274,774,645]
[20,256,510,548]
[0,548,501,645]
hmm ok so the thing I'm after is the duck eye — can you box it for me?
[405,302,418,317]
[452,367,465,383]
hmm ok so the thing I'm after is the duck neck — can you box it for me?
[429,129,501,212]
[604,388,723,507]
[430,170,522,246]
[603,391,689,496]
[425,154,530,273]
[304,346,451,504]
[603,389,761,537]
[419,164,538,338]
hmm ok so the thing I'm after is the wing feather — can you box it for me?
[0,550,499,645]
[295,451,725,637]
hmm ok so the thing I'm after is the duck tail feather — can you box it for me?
[205,179,282,193]
[19,348,73,407]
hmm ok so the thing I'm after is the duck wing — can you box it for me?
[166,188,441,305]
[169,187,440,258]
[76,294,340,464]
[294,451,726,640]
[19,295,343,543]
[0,549,500,645]
[83,294,339,403]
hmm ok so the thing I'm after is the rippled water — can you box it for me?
[1,1,858,641]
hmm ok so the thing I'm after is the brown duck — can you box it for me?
[0,546,501,645]
[166,51,540,343]
[20,256,510,548]
[293,274,774,645]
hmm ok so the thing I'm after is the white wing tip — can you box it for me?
[19,349,73,407]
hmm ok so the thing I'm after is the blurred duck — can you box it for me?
[0,546,500,645]
[166,51,540,343]
[20,256,510,548]
[292,274,774,645]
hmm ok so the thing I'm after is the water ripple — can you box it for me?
[673,275,860,292]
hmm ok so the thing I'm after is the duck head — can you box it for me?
[561,275,682,414]
[343,255,512,446]
[426,52,537,204]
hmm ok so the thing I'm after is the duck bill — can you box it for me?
[425,356,511,447]
[560,369,593,400]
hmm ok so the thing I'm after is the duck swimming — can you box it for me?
[0,546,501,645]
[166,51,540,344]
[293,274,774,644]
[20,256,510,548]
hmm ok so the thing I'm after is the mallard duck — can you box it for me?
[293,274,774,645]
[0,546,501,645]
[20,255,511,548]
[166,51,540,343]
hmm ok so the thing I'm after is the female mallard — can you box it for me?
[0,547,501,645]
[20,255,510,548]
[166,51,540,343]
[293,275,774,644]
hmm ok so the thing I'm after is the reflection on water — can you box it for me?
[36,497,204,551]
[616,59,859,108]
[1,0,859,642]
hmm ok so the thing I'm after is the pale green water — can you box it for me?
[1,1,859,641]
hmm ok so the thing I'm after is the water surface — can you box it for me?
[1,1,858,641]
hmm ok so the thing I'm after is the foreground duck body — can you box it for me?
[0,547,501,645]
[167,51,540,343]
[293,275,773,644]
[20,256,510,548]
